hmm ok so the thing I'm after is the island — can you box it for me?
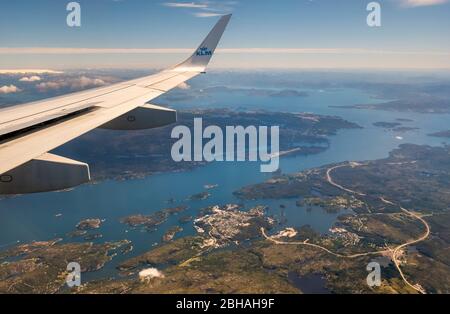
[372,122,419,133]
[373,122,402,129]
[333,97,450,114]
[428,130,450,138]
[120,206,188,232]
[163,226,183,242]
[76,218,102,230]
[188,192,211,201]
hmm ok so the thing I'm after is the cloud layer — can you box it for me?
[164,2,208,8]
[35,76,108,92]
[399,0,449,7]
[1,47,448,56]
[0,69,62,74]
[163,1,235,17]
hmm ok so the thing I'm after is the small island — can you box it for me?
[163,226,183,242]
[76,218,102,230]
[188,192,211,201]
[428,130,450,138]
[120,206,189,231]
[373,121,402,129]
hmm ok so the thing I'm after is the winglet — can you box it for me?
[174,14,232,72]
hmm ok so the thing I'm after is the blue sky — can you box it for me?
[0,0,449,69]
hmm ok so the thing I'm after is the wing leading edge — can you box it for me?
[0,14,231,194]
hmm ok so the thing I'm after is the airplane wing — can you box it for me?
[0,14,231,194]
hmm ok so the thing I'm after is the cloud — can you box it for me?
[35,76,108,92]
[164,2,208,8]
[0,48,194,54]
[139,268,164,281]
[0,85,22,94]
[70,76,107,89]
[177,82,191,90]
[35,81,62,91]
[19,75,41,82]
[399,0,449,7]
[193,12,222,17]
[163,1,235,18]
[0,69,63,74]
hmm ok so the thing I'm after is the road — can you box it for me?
[263,162,431,294]
[261,227,391,259]
[380,198,429,294]
[325,163,367,197]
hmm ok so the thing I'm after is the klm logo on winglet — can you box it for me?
[196,47,212,57]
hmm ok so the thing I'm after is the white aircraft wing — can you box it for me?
[0,14,231,194]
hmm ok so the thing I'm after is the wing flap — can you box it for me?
[100,103,177,130]
[0,153,90,195]
[0,101,101,137]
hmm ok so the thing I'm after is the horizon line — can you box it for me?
[1,67,450,73]
[1,47,449,56]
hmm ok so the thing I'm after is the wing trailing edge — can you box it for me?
[0,153,90,195]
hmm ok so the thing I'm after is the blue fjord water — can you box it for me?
[0,82,449,281]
